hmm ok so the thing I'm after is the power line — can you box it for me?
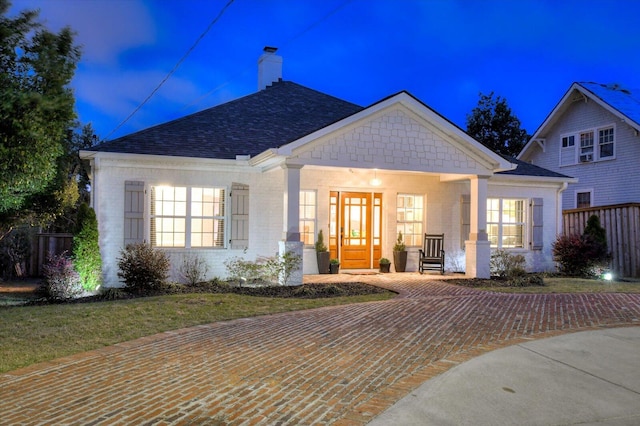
[180,0,354,111]
[105,0,235,140]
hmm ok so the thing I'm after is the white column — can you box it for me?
[282,164,303,241]
[465,175,490,278]
[280,164,303,285]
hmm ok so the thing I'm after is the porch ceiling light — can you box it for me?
[370,169,381,186]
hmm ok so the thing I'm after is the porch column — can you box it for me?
[465,175,490,278]
[280,164,303,286]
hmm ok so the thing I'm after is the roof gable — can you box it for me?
[90,81,363,160]
[278,91,514,174]
[519,81,640,158]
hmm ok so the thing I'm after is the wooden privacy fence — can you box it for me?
[563,203,640,278]
[31,233,73,276]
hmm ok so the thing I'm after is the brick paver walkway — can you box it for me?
[1,274,639,425]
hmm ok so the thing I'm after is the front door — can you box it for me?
[329,191,382,269]
[341,192,371,269]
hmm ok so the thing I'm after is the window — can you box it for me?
[560,125,615,165]
[397,194,424,246]
[579,131,594,160]
[487,198,525,248]
[599,127,614,158]
[576,191,592,209]
[150,186,225,248]
[299,190,316,246]
[561,135,574,148]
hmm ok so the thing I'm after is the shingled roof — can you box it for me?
[578,82,640,129]
[93,80,364,159]
[497,155,572,179]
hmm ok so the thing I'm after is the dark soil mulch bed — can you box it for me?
[20,281,392,306]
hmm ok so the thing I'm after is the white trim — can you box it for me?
[575,188,594,209]
[556,123,616,167]
[520,82,638,159]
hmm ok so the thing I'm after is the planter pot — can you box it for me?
[316,251,330,274]
[379,263,391,273]
[329,263,340,274]
[393,251,407,272]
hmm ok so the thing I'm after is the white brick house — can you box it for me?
[81,48,572,287]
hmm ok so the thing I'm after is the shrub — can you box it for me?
[179,253,209,285]
[584,215,607,248]
[225,251,302,285]
[315,229,328,252]
[393,232,406,252]
[42,253,83,300]
[72,203,102,291]
[490,249,526,278]
[224,256,264,283]
[552,234,601,277]
[117,243,170,293]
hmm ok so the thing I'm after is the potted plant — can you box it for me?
[393,231,407,272]
[315,229,330,274]
[379,257,391,273]
[329,258,340,274]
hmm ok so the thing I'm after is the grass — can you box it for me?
[0,290,394,374]
[457,276,640,294]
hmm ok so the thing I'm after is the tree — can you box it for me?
[0,0,81,239]
[466,92,529,157]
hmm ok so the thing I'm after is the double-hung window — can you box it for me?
[487,198,525,249]
[396,194,424,246]
[150,186,225,248]
[599,127,614,158]
[299,190,316,246]
[561,125,614,165]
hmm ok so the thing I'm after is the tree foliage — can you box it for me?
[72,203,102,291]
[0,0,82,239]
[466,92,529,157]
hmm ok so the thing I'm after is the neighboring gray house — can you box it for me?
[519,82,640,210]
[519,82,640,276]
[81,48,573,287]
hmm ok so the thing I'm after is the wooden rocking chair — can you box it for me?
[418,233,445,274]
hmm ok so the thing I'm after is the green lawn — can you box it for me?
[0,291,394,374]
[464,276,640,294]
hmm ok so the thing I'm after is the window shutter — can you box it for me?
[124,181,145,245]
[531,197,543,250]
[460,194,470,249]
[230,183,249,249]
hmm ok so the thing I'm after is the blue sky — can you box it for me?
[10,0,640,141]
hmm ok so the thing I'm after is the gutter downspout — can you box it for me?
[556,182,569,236]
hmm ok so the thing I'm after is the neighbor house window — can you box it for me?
[579,131,594,160]
[560,125,615,165]
[487,198,525,248]
[397,194,424,246]
[299,190,316,246]
[576,191,592,208]
[150,186,225,248]
[599,127,614,158]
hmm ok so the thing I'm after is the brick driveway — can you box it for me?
[1,274,639,425]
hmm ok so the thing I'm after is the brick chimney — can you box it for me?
[258,46,282,90]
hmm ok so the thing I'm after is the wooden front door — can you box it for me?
[341,192,371,268]
[329,191,382,269]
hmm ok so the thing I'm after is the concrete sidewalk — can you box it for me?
[369,327,640,426]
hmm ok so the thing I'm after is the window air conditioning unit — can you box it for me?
[579,153,593,163]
